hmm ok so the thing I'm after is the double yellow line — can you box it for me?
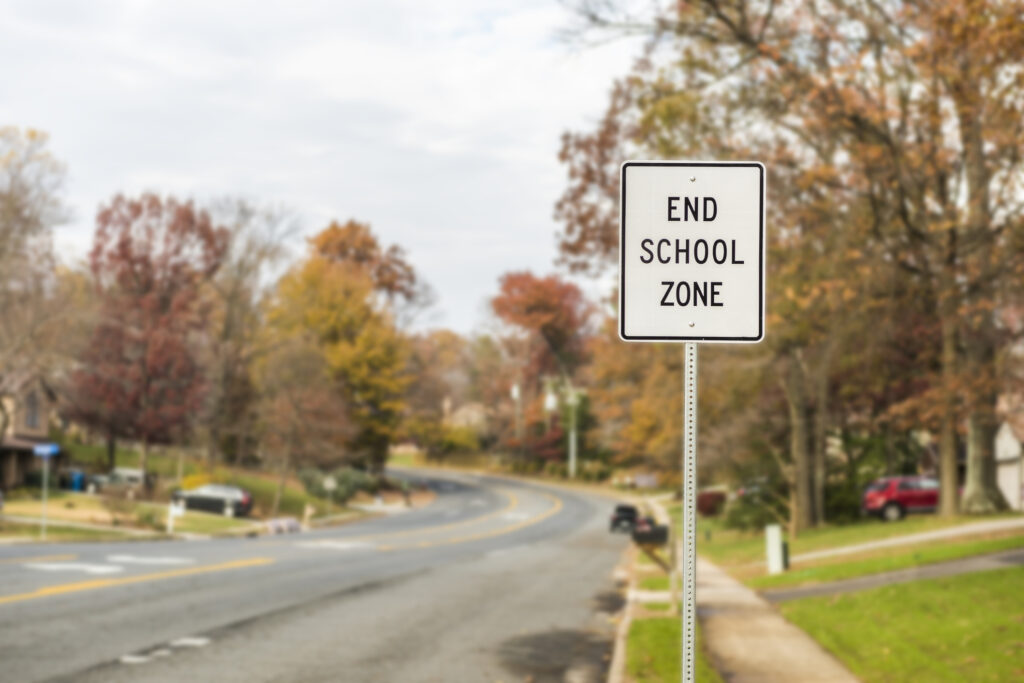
[346,490,519,543]
[0,557,274,607]
[378,491,563,551]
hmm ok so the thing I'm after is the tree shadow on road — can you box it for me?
[497,629,611,683]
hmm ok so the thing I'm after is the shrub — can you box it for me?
[135,507,162,530]
[697,491,727,516]
[180,473,210,491]
[723,492,782,531]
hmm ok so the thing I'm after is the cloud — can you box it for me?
[0,0,642,332]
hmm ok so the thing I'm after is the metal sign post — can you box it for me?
[619,161,765,683]
[681,342,699,681]
[33,443,60,541]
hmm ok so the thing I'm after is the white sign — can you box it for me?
[323,475,337,492]
[619,161,765,342]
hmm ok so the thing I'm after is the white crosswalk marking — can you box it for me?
[106,554,195,565]
[170,636,211,648]
[23,562,123,575]
[295,540,369,550]
[119,655,150,664]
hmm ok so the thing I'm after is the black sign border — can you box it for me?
[619,160,765,343]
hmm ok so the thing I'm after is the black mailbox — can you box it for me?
[632,524,669,546]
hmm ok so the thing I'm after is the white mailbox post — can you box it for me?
[619,161,765,683]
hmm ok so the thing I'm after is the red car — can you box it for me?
[862,476,940,521]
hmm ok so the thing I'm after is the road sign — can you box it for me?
[619,161,765,342]
[33,443,59,457]
[619,160,766,683]
[323,476,337,492]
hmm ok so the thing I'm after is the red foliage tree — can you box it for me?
[67,194,228,484]
[490,272,592,380]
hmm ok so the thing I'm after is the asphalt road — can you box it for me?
[0,470,629,683]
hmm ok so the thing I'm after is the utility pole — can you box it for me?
[567,386,579,479]
[511,382,523,457]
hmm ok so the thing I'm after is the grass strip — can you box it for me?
[781,567,1024,683]
[626,617,722,683]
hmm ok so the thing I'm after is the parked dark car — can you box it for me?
[172,484,253,517]
[862,476,939,521]
[610,504,639,532]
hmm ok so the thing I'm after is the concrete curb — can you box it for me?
[606,546,636,683]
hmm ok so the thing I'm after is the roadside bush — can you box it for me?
[101,491,135,525]
[179,473,210,492]
[579,461,612,482]
[723,493,782,531]
[544,461,568,478]
[135,507,162,530]
[298,467,374,504]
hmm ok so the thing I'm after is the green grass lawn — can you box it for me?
[64,442,201,478]
[749,533,1024,590]
[639,575,672,591]
[781,567,1024,682]
[0,518,138,543]
[627,617,721,683]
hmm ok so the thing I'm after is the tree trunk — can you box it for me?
[938,300,960,517]
[783,355,813,532]
[951,57,1006,514]
[961,334,1008,513]
[139,438,150,496]
[271,452,291,518]
[811,354,830,526]
[962,410,1008,513]
[205,426,219,468]
[106,431,117,472]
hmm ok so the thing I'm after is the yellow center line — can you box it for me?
[0,557,275,607]
[0,554,77,565]
[377,491,564,551]
[339,490,519,543]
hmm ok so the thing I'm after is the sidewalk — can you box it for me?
[641,497,857,682]
[697,557,858,682]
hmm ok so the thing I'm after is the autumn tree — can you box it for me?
[401,330,476,458]
[198,200,295,466]
[562,0,1024,520]
[266,244,409,473]
[491,272,594,463]
[0,127,66,439]
[491,272,593,380]
[255,336,351,516]
[67,194,228,485]
[311,219,435,326]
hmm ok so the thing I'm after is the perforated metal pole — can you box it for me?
[682,342,698,683]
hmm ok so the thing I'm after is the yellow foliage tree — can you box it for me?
[266,253,409,472]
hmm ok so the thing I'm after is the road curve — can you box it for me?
[0,470,629,683]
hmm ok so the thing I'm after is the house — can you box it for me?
[1,373,63,491]
[995,418,1024,511]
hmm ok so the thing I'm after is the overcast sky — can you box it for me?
[0,1,640,333]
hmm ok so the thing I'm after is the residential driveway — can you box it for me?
[790,517,1024,564]
[762,547,1024,603]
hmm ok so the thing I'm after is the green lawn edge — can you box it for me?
[781,566,1024,683]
